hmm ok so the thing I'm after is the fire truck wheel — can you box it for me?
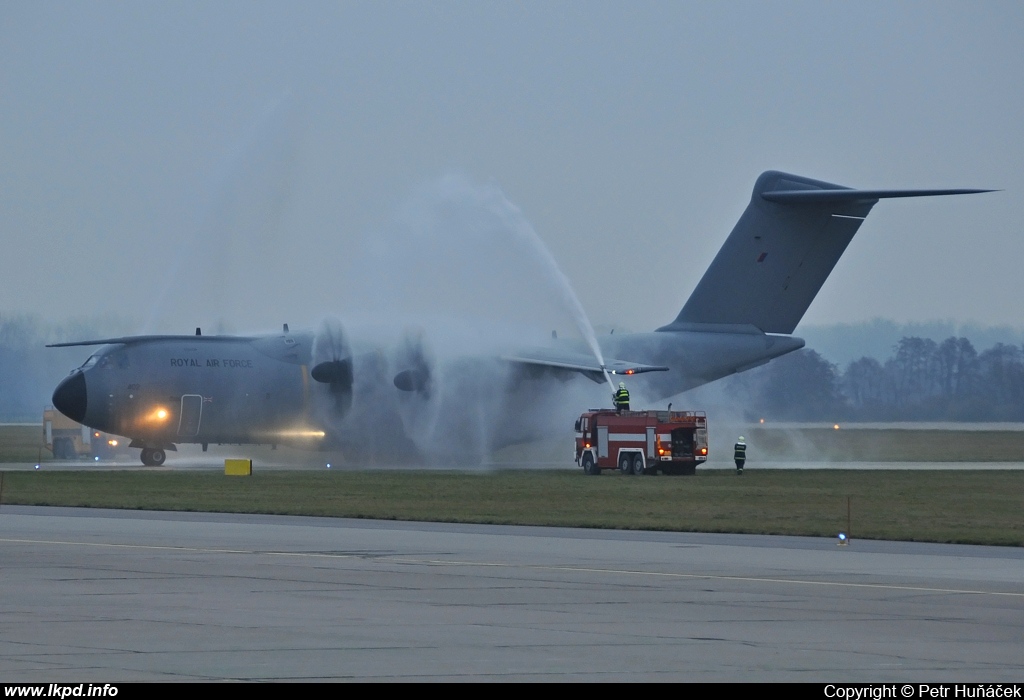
[632,453,646,475]
[618,454,631,474]
[582,453,599,475]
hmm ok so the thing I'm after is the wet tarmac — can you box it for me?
[3,506,1022,681]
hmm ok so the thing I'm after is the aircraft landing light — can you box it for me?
[154,408,169,421]
[141,407,171,425]
[275,430,326,439]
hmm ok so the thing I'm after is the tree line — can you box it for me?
[730,337,1024,421]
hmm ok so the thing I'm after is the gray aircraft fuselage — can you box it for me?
[53,332,319,451]
[50,326,800,453]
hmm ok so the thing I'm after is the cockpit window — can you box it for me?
[79,354,115,369]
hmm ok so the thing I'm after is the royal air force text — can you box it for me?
[169,358,253,369]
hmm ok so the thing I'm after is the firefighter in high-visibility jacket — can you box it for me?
[613,382,630,412]
[734,436,746,474]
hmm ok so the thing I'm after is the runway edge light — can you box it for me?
[225,459,252,476]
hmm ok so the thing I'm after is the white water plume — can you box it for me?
[327,173,612,461]
[142,92,299,334]
[487,184,616,392]
[339,173,611,385]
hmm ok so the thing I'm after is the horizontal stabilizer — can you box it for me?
[762,188,994,204]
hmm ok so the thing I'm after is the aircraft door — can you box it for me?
[178,394,203,437]
[597,425,609,459]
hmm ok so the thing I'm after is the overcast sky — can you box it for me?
[2,1,1020,338]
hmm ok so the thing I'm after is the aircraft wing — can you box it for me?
[503,348,668,383]
[46,334,258,348]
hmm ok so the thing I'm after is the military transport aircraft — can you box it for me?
[49,171,991,465]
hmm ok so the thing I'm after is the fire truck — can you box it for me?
[574,409,708,476]
[43,407,129,460]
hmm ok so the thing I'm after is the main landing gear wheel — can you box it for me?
[582,453,600,476]
[632,454,645,476]
[140,448,166,467]
[618,453,631,475]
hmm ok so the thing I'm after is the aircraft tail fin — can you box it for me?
[663,171,992,335]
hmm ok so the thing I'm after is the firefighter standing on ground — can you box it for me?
[613,382,630,412]
[734,436,746,474]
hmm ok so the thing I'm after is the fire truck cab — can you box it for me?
[574,409,708,476]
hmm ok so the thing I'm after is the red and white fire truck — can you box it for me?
[574,409,708,476]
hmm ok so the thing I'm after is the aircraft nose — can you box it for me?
[53,371,87,423]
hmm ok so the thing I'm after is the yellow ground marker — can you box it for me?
[224,458,252,476]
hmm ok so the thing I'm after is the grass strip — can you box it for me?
[747,427,1024,462]
[1,469,1021,546]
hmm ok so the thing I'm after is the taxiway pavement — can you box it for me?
[1,506,1022,681]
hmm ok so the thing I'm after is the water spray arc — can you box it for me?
[489,188,615,392]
